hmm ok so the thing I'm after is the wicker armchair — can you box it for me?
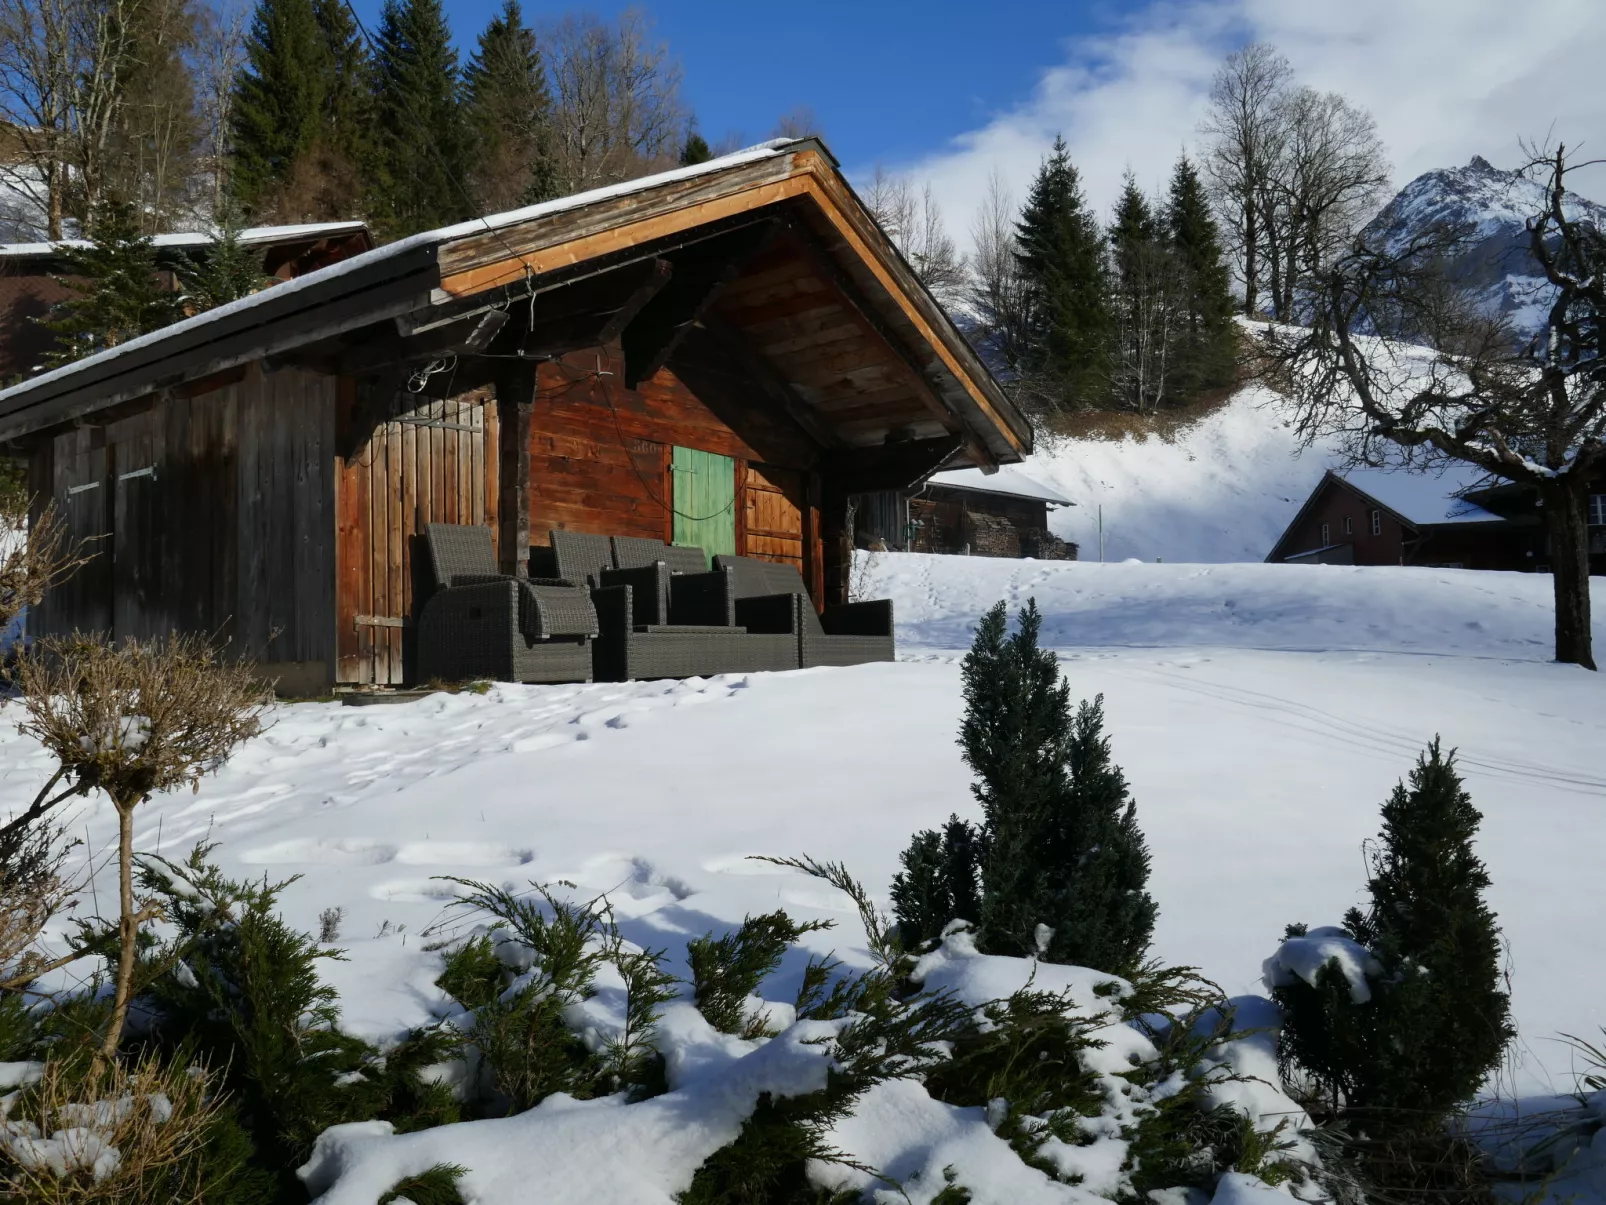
[416,524,597,684]
[714,555,895,668]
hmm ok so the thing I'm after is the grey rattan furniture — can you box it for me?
[714,555,896,668]
[590,580,796,682]
[416,524,597,684]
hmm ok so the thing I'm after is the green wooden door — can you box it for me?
[671,446,736,566]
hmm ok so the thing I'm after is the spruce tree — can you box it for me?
[463,0,557,211]
[369,0,472,237]
[40,199,184,364]
[679,132,712,166]
[178,209,270,312]
[1014,136,1111,409]
[1164,155,1236,398]
[309,0,373,213]
[1273,741,1512,1125]
[229,0,328,213]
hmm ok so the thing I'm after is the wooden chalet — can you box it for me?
[1266,467,1530,569]
[0,139,1030,693]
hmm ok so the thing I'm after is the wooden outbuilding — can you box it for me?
[0,139,1029,693]
[0,221,373,382]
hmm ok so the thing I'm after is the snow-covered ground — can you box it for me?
[1018,386,1343,563]
[4,555,1604,1199]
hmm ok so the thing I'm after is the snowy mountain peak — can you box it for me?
[1361,155,1606,339]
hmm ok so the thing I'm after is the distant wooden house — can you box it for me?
[1266,467,1541,569]
[0,221,373,381]
[856,465,1073,558]
[0,139,1029,692]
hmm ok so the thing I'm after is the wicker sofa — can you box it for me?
[536,531,796,681]
[415,524,598,684]
[714,555,896,668]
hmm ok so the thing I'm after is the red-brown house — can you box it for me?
[1266,466,1550,570]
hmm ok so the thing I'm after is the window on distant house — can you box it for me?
[1370,509,1382,536]
[1343,516,1353,535]
[1321,522,1330,545]
[1590,494,1606,526]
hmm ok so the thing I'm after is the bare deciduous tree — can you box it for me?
[1260,143,1605,669]
[547,8,685,194]
[863,166,965,302]
[192,0,247,216]
[967,170,1032,376]
[1200,42,1292,319]
[770,104,819,141]
[14,633,269,1064]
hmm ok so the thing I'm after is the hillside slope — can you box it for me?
[1011,386,1341,563]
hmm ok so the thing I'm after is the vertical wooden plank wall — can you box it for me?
[29,364,337,689]
[333,389,497,686]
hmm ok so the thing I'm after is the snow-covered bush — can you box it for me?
[1268,741,1511,1127]
[0,1054,231,1204]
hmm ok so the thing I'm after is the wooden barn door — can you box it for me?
[45,429,113,636]
[336,390,497,686]
[670,446,735,565]
[742,464,805,570]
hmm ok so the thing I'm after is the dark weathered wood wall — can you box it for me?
[335,389,497,686]
[30,365,337,690]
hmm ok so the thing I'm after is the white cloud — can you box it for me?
[870,0,1606,251]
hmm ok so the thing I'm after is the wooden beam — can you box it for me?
[596,258,673,344]
[695,313,842,451]
[622,222,777,389]
[494,360,536,577]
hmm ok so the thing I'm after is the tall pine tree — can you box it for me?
[1273,741,1512,1124]
[229,0,328,213]
[462,0,557,212]
[369,0,472,237]
[1014,136,1111,410]
[1164,154,1237,398]
[894,600,1156,973]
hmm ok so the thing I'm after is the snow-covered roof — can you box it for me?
[1334,465,1503,525]
[0,221,368,257]
[0,140,803,409]
[927,464,1072,506]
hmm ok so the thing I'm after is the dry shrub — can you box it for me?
[13,633,270,1059]
[0,815,75,993]
[0,502,92,641]
[0,1056,221,1204]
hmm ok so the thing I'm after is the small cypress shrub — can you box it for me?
[895,599,1157,974]
[1273,741,1513,1127]
[889,815,984,951]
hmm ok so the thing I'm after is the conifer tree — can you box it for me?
[1014,136,1111,409]
[369,0,472,237]
[679,131,712,166]
[463,0,557,212]
[1164,155,1236,397]
[229,0,328,213]
[178,209,270,312]
[898,599,1157,973]
[39,199,184,365]
[309,0,373,213]
[1274,741,1512,1124]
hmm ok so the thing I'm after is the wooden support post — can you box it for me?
[803,471,825,611]
[820,482,850,607]
[495,361,536,577]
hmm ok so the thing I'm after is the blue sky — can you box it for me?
[368,1,1130,169]
[362,0,1606,244]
